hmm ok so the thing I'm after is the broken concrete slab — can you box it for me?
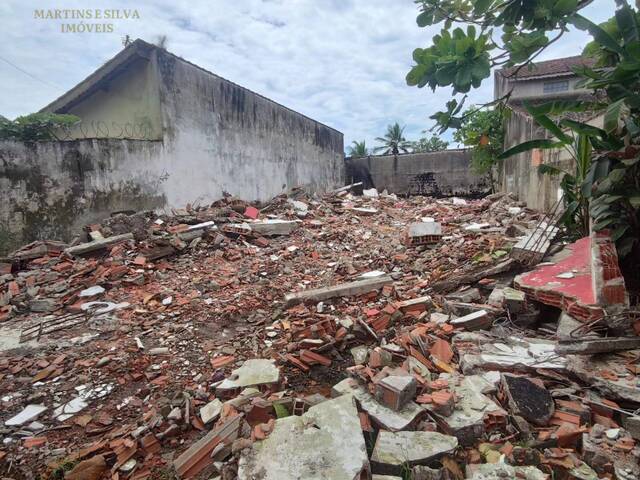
[429,375,505,445]
[511,223,559,265]
[514,235,627,322]
[556,312,600,342]
[285,276,393,307]
[465,464,547,480]
[238,394,369,480]
[567,354,640,403]
[406,222,442,246]
[199,398,223,424]
[501,374,554,426]
[449,310,492,331]
[370,431,457,476]
[4,404,47,427]
[216,359,280,394]
[332,378,424,431]
[64,233,134,257]
[557,337,640,355]
[372,476,402,480]
[455,332,566,374]
[250,219,299,236]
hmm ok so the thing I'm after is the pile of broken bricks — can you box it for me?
[0,187,639,480]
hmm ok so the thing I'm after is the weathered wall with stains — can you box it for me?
[155,49,344,205]
[345,150,490,196]
[0,139,166,252]
[497,110,604,212]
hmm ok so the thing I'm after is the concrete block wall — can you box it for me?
[345,150,490,197]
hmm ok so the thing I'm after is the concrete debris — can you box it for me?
[455,332,566,374]
[450,310,493,331]
[557,337,640,355]
[333,378,424,431]
[371,430,458,475]
[199,398,223,424]
[0,191,637,479]
[238,394,369,480]
[466,464,547,479]
[64,233,134,256]
[216,359,280,393]
[284,275,393,307]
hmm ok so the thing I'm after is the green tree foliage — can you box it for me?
[0,113,80,141]
[347,140,369,157]
[406,0,640,259]
[453,107,505,190]
[411,134,449,152]
[374,123,412,155]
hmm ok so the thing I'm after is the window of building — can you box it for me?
[543,80,569,94]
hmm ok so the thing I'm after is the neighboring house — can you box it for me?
[494,55,596,109]
[495,55,601,212]
[0,39,343,246]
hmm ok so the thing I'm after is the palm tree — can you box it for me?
[374,123,412,155]
[347,140,368,157]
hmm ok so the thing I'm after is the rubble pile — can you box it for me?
[1,188,639,480]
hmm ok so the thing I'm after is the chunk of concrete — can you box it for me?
[200,398,223,424]
[64,233,134,256]
[430,375,505,445]
[250,220,299,236]
[238,394,369,480]
[409,222,442,237]
[501,374,554,426]
[332,378,424,431]
[371,431,457,475]
[557,337,640,355]
[465,464,547,480]
[285,276,393,307]
[216,359,280,393]
[4,404,47,427]
[455,332,566,374]
[372,476,402,480]
[450,310,492,331]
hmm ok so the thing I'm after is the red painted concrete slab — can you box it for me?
[515,237,603,321]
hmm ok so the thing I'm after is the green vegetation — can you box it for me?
[0,113,80,141]
[348,140,369,157]
[411,134,449,152]
[453,106,505,190]
[374,122,412,155]
[406,0,640,260]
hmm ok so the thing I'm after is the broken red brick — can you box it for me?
[299,350,332,367]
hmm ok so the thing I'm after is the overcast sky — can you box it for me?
[1,0,612,149]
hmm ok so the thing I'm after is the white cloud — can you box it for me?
[0,0,613,149]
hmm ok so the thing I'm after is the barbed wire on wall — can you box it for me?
[55,120,157,141]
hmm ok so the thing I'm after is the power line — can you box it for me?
[0,55,64,91]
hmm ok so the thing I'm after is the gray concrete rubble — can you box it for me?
[238,394,369,480]
[370,431,458,475]
[557,337,640,355]
[199,398,222,424]
[375,375,417,411]
[430,375,505,445]
[465,463,547,479]
[284,275,393,307]
[249,219,300,236]
[567,353,640,403]
[454,332,566,374]
[449,310,492,331]
[64,233,134,256]
[332,378,425,431]
[216,359,280,393]
[408,222,442,237]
